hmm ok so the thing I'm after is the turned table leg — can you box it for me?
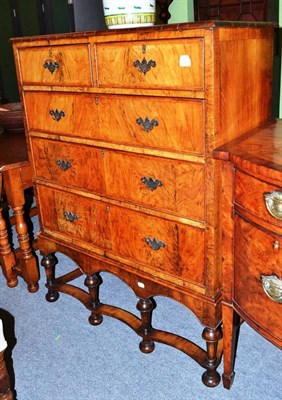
[0,173,18,288]
[85,273,103,326]
[137,298,155,353]
[202,326,222,387]
[3,169,39,293]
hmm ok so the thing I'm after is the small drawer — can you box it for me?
[95,39,204,91]
[234,216,282,343]
[235,170,282,228]
[18,44,93,86]
[37,185,206,287]
[31,137,205,221]
[25,92,205,155]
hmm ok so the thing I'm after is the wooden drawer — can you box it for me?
[234,216,282,343]
[37,185,206,286]
[25,92,205,155]
[235,170,282,228]
[31,137,205,221]
[18,45,93,86]
[95,39,204,91]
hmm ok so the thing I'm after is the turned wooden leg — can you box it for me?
[0,349,13,400]
[222,302,241,389]
[201,326,222,387]
[13,205,39,293]
[136,298,155,354]
[0,203,18,289]
[41,253,59,302]
[84,274,103,326]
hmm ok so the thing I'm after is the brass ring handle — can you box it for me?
[264,191,282,221]
[145,237,166,251]
[133,58,156,75]
[56,160,72,171]
[63,211,78,223]
[261,274,282,303]
[49,109,65,122]
[141,177,162,191]
[43,60,59,74]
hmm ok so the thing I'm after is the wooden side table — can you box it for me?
[213,119,282,389]
[0,131,39,292]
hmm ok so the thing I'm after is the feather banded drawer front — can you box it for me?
[11,22,275,388]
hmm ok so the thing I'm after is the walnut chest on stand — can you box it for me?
[11,21,275,387]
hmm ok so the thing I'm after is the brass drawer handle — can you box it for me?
[63,211,78,223]
[261,274,282,303]
[43,60,59,74]
[56,160,72,171]
[136,117,158,132]
[141,177,162,191]
[133,58,156,75]
[50,109,65,122]
[264,191,282,221]
[145,237,166,251]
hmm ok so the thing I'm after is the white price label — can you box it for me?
[179,55,191,67]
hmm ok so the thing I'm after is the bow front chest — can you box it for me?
[11,21,274,387]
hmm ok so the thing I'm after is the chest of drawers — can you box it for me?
[214,120,282,389]
[11,21,275,387]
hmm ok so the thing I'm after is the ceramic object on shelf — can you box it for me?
[0,102,24,133]
[102,0,156,29]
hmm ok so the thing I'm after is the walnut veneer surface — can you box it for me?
[11,21,275,388]
[214,119,282,388]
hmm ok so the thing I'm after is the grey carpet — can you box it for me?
[0,220,281,399]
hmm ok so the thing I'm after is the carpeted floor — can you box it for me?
[0,229,281,400]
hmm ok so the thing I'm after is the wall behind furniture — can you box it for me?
[169,0,194,23]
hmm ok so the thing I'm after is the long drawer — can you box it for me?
[31,137,205,221]
[18,44,93,87]
[24,92,205,155]
[95,38,204,90]
[37,185,206,286]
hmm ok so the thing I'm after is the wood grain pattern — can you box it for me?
[214,120,282,389]
[95,38,204,90]
[25,92,205,154]
[234,216,281,344]
[31,137,205,220]
[18,44,93,86]
[235,170,282,228]
[37,185,206,287]
[12,22,276,388]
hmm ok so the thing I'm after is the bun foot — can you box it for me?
[202,370,221,387]
[7,277,18,288]
[89,313,103,326]
[139,339,155,354]
[46,290,59,302]
[28,283,39,293]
